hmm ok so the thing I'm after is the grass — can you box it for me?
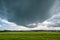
[0,32,60,40]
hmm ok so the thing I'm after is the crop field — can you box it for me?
[0,32,60,40]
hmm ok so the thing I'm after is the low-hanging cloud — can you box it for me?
[0,0,55,28]
[0,0,60,30]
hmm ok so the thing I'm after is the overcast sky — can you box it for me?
[0,0,60,30]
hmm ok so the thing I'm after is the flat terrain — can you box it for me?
[0,32,60,40]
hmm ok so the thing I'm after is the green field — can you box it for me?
[0,32,60,40]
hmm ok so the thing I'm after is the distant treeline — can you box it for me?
[0,30,60,32]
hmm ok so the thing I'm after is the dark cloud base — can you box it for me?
[0,0,55,28]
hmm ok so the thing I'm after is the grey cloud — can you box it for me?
[0,0,55,28]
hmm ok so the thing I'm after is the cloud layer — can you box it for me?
[0,12,60,30]
[0,0,55,28]
[0,0,60,30]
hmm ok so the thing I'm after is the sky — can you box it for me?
[0,0,60,30]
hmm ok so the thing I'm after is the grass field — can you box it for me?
[0,32,60,40]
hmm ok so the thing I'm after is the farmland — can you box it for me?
[0,32,60,40]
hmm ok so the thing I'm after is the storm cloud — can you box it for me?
[0,0,55,28]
